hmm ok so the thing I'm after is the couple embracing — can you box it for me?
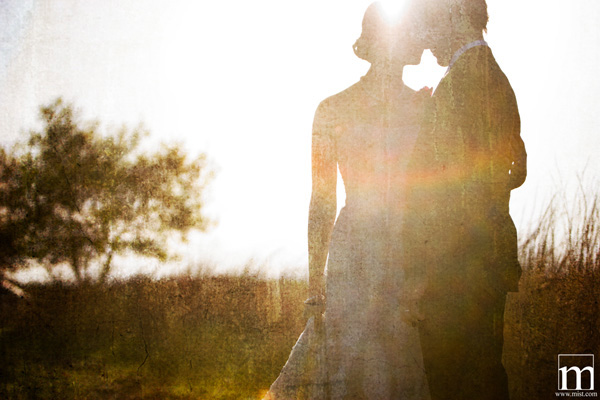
[265,0,527,399]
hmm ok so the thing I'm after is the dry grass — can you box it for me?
[0,274,307,399]
[505,183,600,399]
[1,190,599,399]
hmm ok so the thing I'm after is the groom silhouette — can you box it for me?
[405,0,527,399]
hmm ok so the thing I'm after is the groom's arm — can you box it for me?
[404,96,441,292]
[507,99,527,190]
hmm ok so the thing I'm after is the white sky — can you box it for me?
[1,0,599,279]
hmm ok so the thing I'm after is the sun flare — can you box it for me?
[379,0,408,24]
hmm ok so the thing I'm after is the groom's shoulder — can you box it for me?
[467,47,512,86]
[446,47,515,98]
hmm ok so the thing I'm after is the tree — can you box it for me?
[0,99,212,283]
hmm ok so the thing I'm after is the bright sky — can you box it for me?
[1,0,600,279]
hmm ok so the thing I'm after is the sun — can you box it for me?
[379,0,408,24]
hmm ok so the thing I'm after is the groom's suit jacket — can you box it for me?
[405,45,527,295]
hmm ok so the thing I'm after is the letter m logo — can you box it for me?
[558,354,595,391]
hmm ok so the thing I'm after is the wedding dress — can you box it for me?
[264,74,430,399]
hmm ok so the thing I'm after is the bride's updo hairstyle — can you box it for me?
[353,2,418,63]
[353,2,389,62]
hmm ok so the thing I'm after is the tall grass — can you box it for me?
[0,274,307,399]
[505,183,600,399]
[1,190,599,399]
[520,182,600,273]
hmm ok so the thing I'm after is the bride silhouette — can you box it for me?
[264,2,430,398]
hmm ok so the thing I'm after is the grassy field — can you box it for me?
[1,197,599,399]
[0,274,308,399]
